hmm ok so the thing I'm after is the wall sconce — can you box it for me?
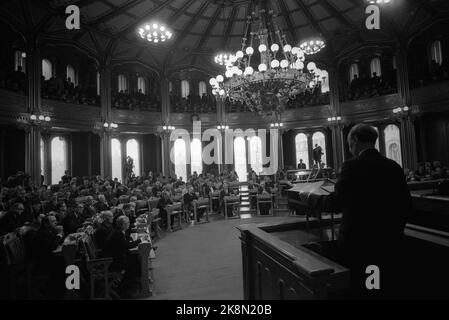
[103,122,118,129]
[393,106,409,114]
[217,124,229,130]
[327,116,342,123]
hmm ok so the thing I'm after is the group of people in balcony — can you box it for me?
[286,83,330,109]
[0,65,27,94]
[41,74,100,106]
[405,161,449,182]
[411,59,449,88]
[170,92,216,113]
[343,72,397,102]
[112,89,161,112]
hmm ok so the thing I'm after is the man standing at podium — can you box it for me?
[312,124,411,298]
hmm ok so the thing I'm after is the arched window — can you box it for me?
[126,139,141,177]
[190,138,202,175]
[51,137,67,184]
[40,138,45,184]
[181,80,190,98]
[174,139,187,180]
[295,133,309,169]
[249,136,263,174]
[312,132,326,167]
[42,59,52,80]
[320,70,329,93]
[384,124,402,167]
[66,64,76,85]
[118,74,128,92]
[234,137,247,182]
[96,72,100,96]
[137,76,146,94]
[169,81,173,93]
[370,57,382,77]
[111,138,122,181]
[430,40,443,65]
[349,63,359,83]
[392,55,397,70]
[198,81,207,97]
[14,50,26,73]
[372,126,380,151]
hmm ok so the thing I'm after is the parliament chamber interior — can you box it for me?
[0,0,449,301]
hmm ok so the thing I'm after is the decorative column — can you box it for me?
[160,132,172,178]
[216,99,226,174]
[160,75,172,178]
[99,61,113,178]
[328,65,344,170]
[395,43,418,171]
[399,114,418,171]
[24,38,42,186]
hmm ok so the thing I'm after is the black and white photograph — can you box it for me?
[0,0,449,305]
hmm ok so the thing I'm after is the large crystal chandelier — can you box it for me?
[210,2,325,117]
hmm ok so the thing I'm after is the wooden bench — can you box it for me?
[210,191,220,213]
[81,234,122,300]
[224,195,240,220]
[166,203,183,232]
[135,199,149,216]
[1,232,33,299]
[193,198,210,224]
[257,194,274,216]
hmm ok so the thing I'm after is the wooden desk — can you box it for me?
[129,241,152,298]
[193,198,209,224]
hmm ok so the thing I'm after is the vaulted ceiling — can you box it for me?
[0,0,448,76]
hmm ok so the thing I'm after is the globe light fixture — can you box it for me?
[138,22,173,43]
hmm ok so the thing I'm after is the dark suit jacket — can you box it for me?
[94,221,114,250]
[103,230,140,272]
[298,163,307,169]
[62,211,83,235]
[317,149,411,264]
[95,201,110,213]
[32,227,64,274]
[0,211,22,234]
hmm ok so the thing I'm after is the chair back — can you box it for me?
[82,234,98,260]
[224,195,240,203]
[75,196,90,204]
[135,199,149,215]
[2,232,26,265]
[210,191,220,199]
[196,198,209,209]
[119,195,130,204]
[170,202,182,213]
[148,198,160,210]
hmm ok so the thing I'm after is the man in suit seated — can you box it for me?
[104,216,141,297]
[307,124,411,299]
[62,203,83,235]
[31,215,65,298]
[297,159,307,169]
[82,196,96,220]
[94,211,114,250]
[95,194,110,212]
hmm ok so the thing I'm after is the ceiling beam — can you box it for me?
[169,0,210,51]
[318,0,363,42]
[294,0,325,36]
[163,0,210,70]
[222,5,239,49]
[19,0,34,30]
[278,0,297,43]
[190,6,222,65]
[89,0,145,28]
